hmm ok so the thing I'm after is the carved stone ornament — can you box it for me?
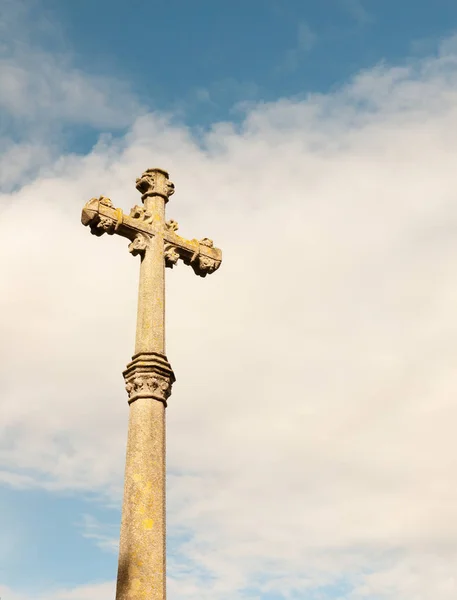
[123,352,175,406]
[135,168,175,202]
[81,197,120,237]
[125,373,172,403]
[89,215,116,236]
[129,205,153,224]
[165,219,179,232]
[197,254,220,274]
[128,234,149,256]
[186,238,221,277]
[164,243,180,268]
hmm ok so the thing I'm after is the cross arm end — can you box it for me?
[81,197,147,243]
[164,230,222,277]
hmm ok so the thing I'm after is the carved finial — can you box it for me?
[128,234,148,257]
[165,219,179,232]
[135,168,175,203]
[164,243,180,268]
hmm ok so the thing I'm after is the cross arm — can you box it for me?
[81,194,222,276]
[162,223,222,278]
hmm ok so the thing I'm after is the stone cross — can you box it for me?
[81,168,222,600]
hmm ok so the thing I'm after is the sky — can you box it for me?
[2,0,457,598]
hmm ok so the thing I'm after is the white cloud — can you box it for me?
[2,34,457,600]
[0,0,143,128]
[0,50,143,128]
[53,582,116,600]
[0,581,116,600]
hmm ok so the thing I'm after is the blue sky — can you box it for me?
[40,0,457,119]
[8,0,457,145]
[2,1,457,599]
[0,487,118,593]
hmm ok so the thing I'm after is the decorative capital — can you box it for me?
[123,352,175,406]
[125,373,172,404]
[135,168,175,203]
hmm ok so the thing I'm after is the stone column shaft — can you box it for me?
[116,173,174,600]
[115,398,166,600]
[135,196,165,356]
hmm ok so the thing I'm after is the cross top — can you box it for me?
[135,168,175,202]
[82,167,221,277]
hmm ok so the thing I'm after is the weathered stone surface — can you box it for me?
[115,397,166,600]
[81,169,222,600]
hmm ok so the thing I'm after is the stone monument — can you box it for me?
[81,168,222,600]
